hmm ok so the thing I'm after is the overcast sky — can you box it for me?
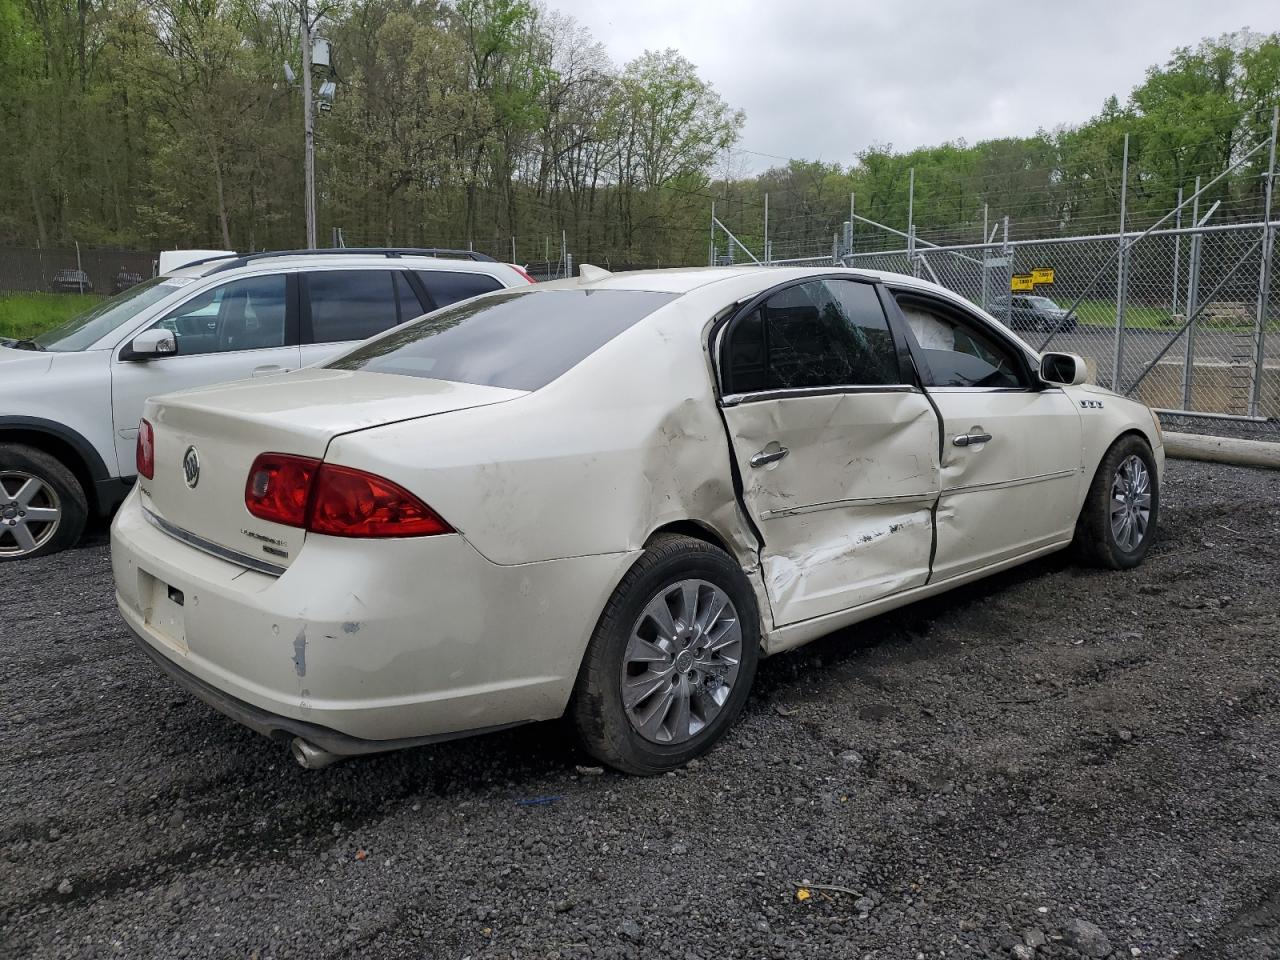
[549,0,1278,172]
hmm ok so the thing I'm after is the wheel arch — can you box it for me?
[0,417,110,513]
[643,518,735,556]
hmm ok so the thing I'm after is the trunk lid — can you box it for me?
[140,369,525,570]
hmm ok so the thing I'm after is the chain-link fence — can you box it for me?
[836,222,1279,420]
[0,246,156,295]
[708,116,1280,426]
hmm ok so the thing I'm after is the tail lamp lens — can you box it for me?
[136,419,155,479]
[245,453,320,527]
[309,464,452,538]
[244,454,451,538]
[511,265,538,284]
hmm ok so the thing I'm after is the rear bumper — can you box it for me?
[125,620,520,755]
[111,487,636,746]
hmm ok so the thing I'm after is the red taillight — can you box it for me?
[136,419,155,479]
[309,464,452,538]
[243,454,451,538]
[511,264,538,284]
[245,453,320,527]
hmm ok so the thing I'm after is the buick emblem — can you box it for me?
[182,446,201,489]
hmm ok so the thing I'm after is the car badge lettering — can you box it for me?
[182,446,201,489]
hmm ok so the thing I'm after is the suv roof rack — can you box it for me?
[196,247,497,275]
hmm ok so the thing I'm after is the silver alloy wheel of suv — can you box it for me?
[0,470,63,558]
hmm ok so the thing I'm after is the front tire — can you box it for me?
[0,444,88,561]
[570,534,760,775]
[1073,434,1158,569]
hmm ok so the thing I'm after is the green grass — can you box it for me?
[1073,298,1274,331]
[0,292,103,341]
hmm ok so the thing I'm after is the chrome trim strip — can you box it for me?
[941,467,1078,497]
[760,490,940,519]
[721,384,916,407]
[144,507,287,577]
[925,386,1039,394]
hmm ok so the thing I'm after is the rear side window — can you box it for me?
[326,289,677,391]
[416,270,504,309]
[306,270,400,343]
[722,278,902,394]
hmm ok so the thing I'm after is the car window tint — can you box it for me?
[307,270,400,343]
[394,271,425,322]
[150,275,287,355]
[417,270,504,309]
[895,295,1025,389]
[326,289,676,391]
[723,279,900,393]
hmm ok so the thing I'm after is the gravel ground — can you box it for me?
[2,460,1279,960]
[1160,413,1280,442]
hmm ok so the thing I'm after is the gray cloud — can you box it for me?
[549,0,1277,170]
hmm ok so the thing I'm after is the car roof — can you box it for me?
[162,251,511,281]
[537,264,953,296]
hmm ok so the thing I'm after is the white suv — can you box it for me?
[0,248,533,560]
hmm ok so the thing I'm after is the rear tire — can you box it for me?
[1073,434,1158,569]
[0,443,88,561]
[570,534,760,775]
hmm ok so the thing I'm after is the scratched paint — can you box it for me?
[292,627,307,677]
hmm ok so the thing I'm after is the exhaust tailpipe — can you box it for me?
[290,736,341,770]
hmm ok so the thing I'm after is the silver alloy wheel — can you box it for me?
[1110,454,1152,552]
[621,578,743,745]
[0,470,63,558]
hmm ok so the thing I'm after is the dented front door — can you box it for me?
[715,277,941,628]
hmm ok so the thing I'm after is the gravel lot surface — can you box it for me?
[2,461,1279,960]
[1160,413,1280,442]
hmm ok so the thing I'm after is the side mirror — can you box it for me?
[1040,351,1088,386]
[121,328,177,362]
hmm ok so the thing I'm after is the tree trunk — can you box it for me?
[210,145,232,248]
[27,169,48,247]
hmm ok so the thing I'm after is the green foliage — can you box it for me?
[0,9,1276,266]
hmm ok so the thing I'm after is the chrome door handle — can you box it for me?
[952,432,993,447]
[252,364,287,378]
[750,446,789,468]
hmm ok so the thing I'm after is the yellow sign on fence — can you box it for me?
[1031,267,1055,285]
[1011,274,1035,292]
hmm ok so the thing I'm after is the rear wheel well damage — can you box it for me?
[641,520,773,651]
[644,520,734,556]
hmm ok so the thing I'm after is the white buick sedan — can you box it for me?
[111,266,1162,773]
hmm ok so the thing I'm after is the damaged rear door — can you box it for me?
[716,277,940,627]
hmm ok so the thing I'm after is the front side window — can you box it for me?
[148,275,287,355]
[895,294,1026,389]
[722,278,901,394]
[307,270,401,343]
[326,288,676,391]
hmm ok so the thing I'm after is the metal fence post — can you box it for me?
[1250,105,1278,418]
[1171,187,1182,320]
[763,192,769,266]
[1113,133,1130,393]
[1002,216,1012,326]
[1183,178,1202,410]
[907,167,915,274]
[709,200,716,266]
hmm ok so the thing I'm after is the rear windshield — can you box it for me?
[325,288,677,391]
